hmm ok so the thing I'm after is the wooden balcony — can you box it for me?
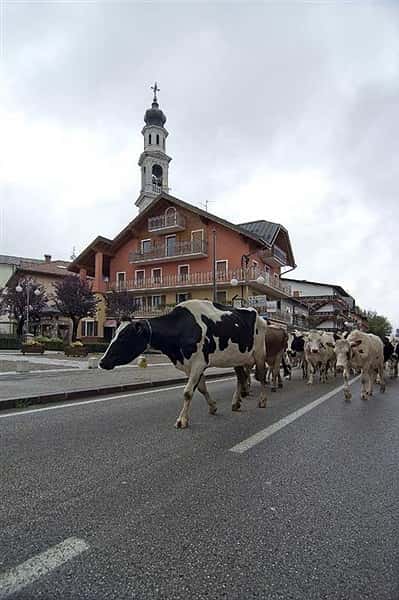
[129,239,208,264]
[105,266,293,297]
[148,212,186,234]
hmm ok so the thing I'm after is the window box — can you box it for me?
[21,343,45,355]
[64,345,89,357]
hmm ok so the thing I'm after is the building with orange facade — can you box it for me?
[69,85,299,341]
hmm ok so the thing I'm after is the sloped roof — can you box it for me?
[0,254,43,266]
[69,193,297,270]
[282,278,352,298]
[238,220,281,246]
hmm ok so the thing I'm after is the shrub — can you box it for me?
[0,337,20,350]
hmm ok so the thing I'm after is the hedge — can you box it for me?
[0,337,21,350]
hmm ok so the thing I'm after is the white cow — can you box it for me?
[334,330,385,401]
[305,330,332,384]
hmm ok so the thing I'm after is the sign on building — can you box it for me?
[247,295,267,307]
[266,301,278,312]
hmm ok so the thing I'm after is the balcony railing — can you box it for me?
[272,245,288,264]
[148,212,186,233]
[106,266,293,296]
[129,239,208,263]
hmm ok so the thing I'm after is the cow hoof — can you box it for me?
[381,384,386,394]
[175,417,188,429]
[278,383,283,389]
[208,406,217,415]
[231,403,241,412]
[258,400,267,408]
[344,390,352,402]
[361,394,368,401]
[271,387,276,393]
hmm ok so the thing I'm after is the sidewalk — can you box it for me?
[0,353,235,410]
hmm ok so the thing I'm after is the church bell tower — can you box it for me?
[135,83,172,212]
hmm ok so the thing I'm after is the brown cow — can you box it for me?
[265,326,288,392]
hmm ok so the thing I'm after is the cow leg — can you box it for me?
[360,371,370,401]
[343,367,352,402]
[307,361,314,385]
[378,362,386,393]
[241,366,252,396]
[232,367,249,411]
[197,374,217,415]
[175,365,205,429]
[254,358,268,408]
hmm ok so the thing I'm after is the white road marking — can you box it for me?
[0,537,89,599]
[0,377,236,419]
[229,376,361,454]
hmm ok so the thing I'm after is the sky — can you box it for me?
[1,1,398,328]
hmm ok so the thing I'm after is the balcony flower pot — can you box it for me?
[64,344,88,357]
[21,343,45,355]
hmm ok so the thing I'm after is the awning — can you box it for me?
[104,319,117,327]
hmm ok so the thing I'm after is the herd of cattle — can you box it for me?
[100,300,398,428]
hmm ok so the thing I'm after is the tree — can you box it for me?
[54,275,99,342]
[0,278,47,337]
[366,311,392,339]
[105,289,137,324]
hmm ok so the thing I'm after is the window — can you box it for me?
[165,206,176,226]
[156,134,160,145]
[176,292,190,304]
[216,260,228,281]
[216,291,227,304]
[83,320,98,337]
[166,235,176,257]
[152,268,162,284]
[191,229,204,252]
[116,272,126,289]
[135,270,145,287]
[178,265,189,283]
[152,295,163,308]
[141,239,151,254]
[149,134,152,145]
[134,297,143,310]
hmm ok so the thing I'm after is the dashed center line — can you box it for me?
[0,537,89,599]
[229,376,361,454]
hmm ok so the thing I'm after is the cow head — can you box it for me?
[291,332,305,353]
[305,331,323,355]
[334,339,351,372]
[99,321,150,370]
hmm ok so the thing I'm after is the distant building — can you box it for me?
[281,277,367,332]
[1,254,72,339]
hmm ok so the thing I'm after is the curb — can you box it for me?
[0,370,235,412]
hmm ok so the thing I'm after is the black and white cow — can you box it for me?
[288,332,307,379]
[99,300,268,428]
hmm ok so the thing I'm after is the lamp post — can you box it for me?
[16,281,41,339]
[230,254,266,307]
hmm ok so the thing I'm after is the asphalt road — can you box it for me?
[1,372,399,600]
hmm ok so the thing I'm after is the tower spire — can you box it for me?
[135,83,172,212]
[151,81,160,103]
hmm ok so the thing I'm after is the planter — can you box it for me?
[21,344,45,355]
[64,346,88,357]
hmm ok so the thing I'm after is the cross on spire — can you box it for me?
[151,81,160,103]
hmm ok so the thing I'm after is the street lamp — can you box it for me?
[16,282,41,338]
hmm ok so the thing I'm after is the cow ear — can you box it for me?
[333,333,341,341]
[326,342,335,347]
[350,339,362,347]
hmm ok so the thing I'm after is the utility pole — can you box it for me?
[212,228,217,302]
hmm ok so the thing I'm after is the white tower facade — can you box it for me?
[135,83,172,212]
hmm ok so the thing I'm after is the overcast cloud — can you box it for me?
[1,1,398,328]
